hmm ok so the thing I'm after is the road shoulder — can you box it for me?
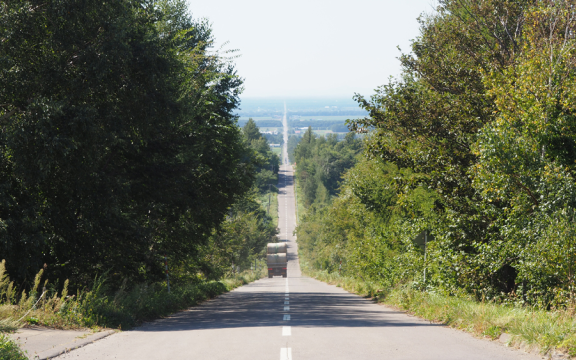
[9,326,116,360]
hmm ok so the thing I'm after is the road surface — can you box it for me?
[55,105,540,360]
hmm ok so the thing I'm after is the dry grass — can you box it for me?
[221,267,267,289]
[0,260,266,332]
[303,265,576,357]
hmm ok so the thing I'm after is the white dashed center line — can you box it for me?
[283,314,290,321]
[282,326,291,336]
[280,348,292,360]
[284,306,290,311]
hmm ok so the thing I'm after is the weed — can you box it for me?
[0,261,266,332]
[303,264,576,356]
[0,319,17,334]
[25,318,38,326]
[0,334,26,360]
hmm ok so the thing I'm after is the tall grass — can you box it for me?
[221,268,267,289]
[294,174,305,225]
[259,190,279,228]
[0,260,266,332]
[270,191,279,228]
[385,287,576,356]
[302,263,576,357]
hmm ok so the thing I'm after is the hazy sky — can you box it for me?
[187,0,437,99]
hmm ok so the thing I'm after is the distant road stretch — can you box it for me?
[55,105,538,360]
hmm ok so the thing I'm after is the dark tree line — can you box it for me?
[294,128,362,207]
[0,0,253,287]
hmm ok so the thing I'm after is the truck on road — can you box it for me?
[267,243,287,278]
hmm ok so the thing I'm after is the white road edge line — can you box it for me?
[282,326,291,336]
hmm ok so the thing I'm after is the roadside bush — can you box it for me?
[0,334,26,360]
[0,260,266,331]
[303,265,576,357]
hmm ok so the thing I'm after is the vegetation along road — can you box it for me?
[5,1,576,358]
[52,109,540,360]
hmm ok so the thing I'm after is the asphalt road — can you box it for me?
[55,108,542,360]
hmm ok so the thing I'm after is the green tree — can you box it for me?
[243,119,279,191]
[0,0,251,286]
[297,156,437,287]
[243,118,263,142]
[293,129,362,208]
[182,191,277,281]
[348,0,535,296]
[295,0,576,306]
[472,2,576,305]
[287,135,300,163]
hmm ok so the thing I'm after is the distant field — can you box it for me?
[239,116,279,121]
[290,115,365,121]
[271,147,282,156]
[293,130,349,137]
[312,130,335,135]
[260,127,281,132]
[293,130,337,135]
[238,119,282,128]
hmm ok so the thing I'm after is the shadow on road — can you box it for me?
[135,165,440,335]
[135,281,442,333]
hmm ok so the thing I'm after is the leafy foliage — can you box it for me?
[0,259,265,332]
[0,0,253,288]
[0,334,27,360]
[470,2,576,305]
[297,156,437,289]
[294,128,362,205]
[187,119,279,280]
[243,119,280,191]
[299,0,576,308]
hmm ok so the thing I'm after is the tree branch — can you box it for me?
[0,108,19,125]
[511,173,539,207]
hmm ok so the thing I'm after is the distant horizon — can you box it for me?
[188,0,435,98]
[239,95,360,100]
[238,97,364,114]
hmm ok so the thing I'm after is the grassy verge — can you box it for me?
[0,262,266,333]
[270,191,279,228]
[221,268,267,290]
[293,171,305,225]
[80,268,267,330]
[259,190,279,228]
[301,262,576,357]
